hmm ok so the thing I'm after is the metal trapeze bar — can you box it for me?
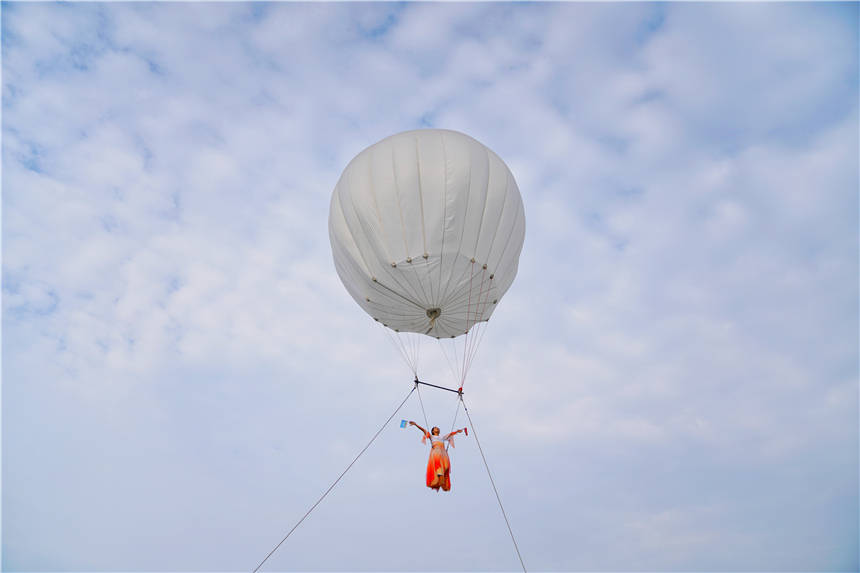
[413,377,463,395]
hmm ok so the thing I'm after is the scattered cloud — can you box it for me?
[3,3,857,571]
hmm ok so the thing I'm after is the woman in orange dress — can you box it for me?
[408,421,466,492]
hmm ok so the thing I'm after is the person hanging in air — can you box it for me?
[407,421,467,492]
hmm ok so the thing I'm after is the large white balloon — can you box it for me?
[329,129,525,339]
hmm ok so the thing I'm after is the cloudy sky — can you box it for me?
[2,2,858,571]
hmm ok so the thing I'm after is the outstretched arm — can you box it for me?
[408,421,428,436]
[443,428,466,441]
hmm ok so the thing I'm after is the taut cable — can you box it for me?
[252,387,415,572]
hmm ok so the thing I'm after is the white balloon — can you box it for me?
[329,129,525,339]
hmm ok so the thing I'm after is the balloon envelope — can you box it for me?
[329,129,525,339]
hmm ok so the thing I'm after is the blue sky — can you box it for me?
[2,2,858,571]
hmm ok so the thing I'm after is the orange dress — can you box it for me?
[423,433,454,491]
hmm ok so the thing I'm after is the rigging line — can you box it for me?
[439,257,489,309]
[463,267,487,386]
[383,330,422,377]
[371,277,427,312]
[464,265,494,385]
[252,387,416,573]
[365,304,427,324]
[459,267,484,389]
[391,331,409,367]
[365,308,428,324]
[464,276,492,385]
[407,335,421,376]
[461,261,476,384]
[394,260,430,312]
[364,297,427,315]
[438,337,460,387]
[440,281,496,313]
[464,322,489,382]
[406,244,432,308]
[462,331,478,386]
[457,332,470,389]
[445,398,461,452]
[383,328,416,375]
[460,397,527,573]
[423,315,460,381]
[472,288,492,359]
[432,314,471,361]
[457,340,470,388]
[407,335,419,373]
[434,315,469,387]
[446,398,462,452]
[472,268,489,348]
[413,334,423,372]
[416,383,430,429]
[449,398,461,432]
[398,332,413,370]
[406,337,418,376]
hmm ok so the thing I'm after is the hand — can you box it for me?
[409,421,415,426]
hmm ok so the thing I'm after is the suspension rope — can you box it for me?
[461,262,476,386]
[461,397,527,573]
[383,328,424,377]
[448,397,461,434]
[463,321,489,383]
[415,381,430,429]
[384,328,414,375]
[464,268,492,388]
[252,387,416,573]
[404,333,420,375]
[438,337,461,384]
[446,397,462,452]
[464,268,485,383]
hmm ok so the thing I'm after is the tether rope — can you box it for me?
[461,396,527,572]
[252,387,416,572]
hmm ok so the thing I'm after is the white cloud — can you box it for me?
[3,2,857,571]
